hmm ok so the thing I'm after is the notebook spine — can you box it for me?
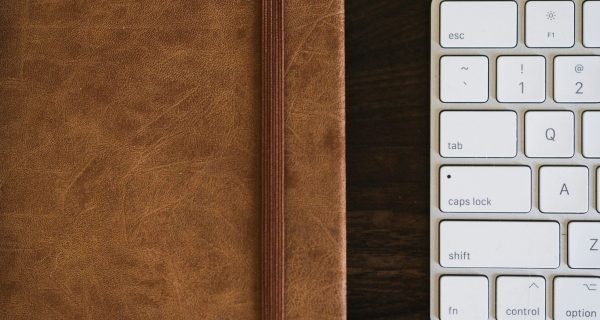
[261,0,285,319]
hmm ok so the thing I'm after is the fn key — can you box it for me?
[440,276,488,320]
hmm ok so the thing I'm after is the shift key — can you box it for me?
[440,221,560,268]
[440,166,532,213]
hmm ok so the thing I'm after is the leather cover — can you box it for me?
[0,1,345,319]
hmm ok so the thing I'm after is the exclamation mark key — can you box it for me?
[497,56,546,103]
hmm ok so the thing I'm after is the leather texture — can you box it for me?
[284,1,346,319]
[0,1,345,319]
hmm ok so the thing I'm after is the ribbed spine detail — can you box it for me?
[261,0,285,319]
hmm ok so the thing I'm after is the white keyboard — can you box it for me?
[430,1,600,319]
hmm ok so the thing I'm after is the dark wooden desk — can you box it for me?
[346,0,431,318]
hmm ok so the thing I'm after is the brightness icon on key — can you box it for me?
[546,10,557,20]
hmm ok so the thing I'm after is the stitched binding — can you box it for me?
[261,0,285,319]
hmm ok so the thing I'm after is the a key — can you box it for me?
[554,56,600,103]
[440,111,517,158]
[496,276,546,320]
[526,1,575,48]
[583,111,600,158]
[497,56,546,103]
[554,277,600,320]
[440,166,531,213]
[440,56,489,103]
[440,276,488,320]
[525,111,574,158]
[584,1,600,48]
[539,166,589,214]
[440,1,518,48]
[569,222,600,269]
[440,221,560,268]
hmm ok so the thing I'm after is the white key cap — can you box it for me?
[539,166,589,214]
[440,276,488,320]
[525,111,574,158]
[497,276,546,320]
[497,56,546,103]
[598,168,600,213]
[554,277,600,320]
[583,111,600,158]
[440,221,560,268]
[440,111,517,158]
[569,222,600,269]
[526,1,575,48]
[555,56,600,103]
[440,1,518,48]
[440,56,489,103]
[584,1,600,48]
[440,166,531,213]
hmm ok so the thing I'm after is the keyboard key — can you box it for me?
[555,56,600,103]
[440,221,560,268]
[440,166,531,213]
[554,277,600,320]
[526,1,575,48]
[583,111,600,158]
[497,56,546,103]
[539,166,589,214]
[440,111,517,158]
[440,276,488,320]
[525,111,574,158]
[569,222,600,269]
[497,276,545,320]
[440,56,489,103]
[584,1,600,48]
[440,1,518,48]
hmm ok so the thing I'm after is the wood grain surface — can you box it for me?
[346,0,431,318]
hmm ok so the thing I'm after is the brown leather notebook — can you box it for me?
[0,1,345,319]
